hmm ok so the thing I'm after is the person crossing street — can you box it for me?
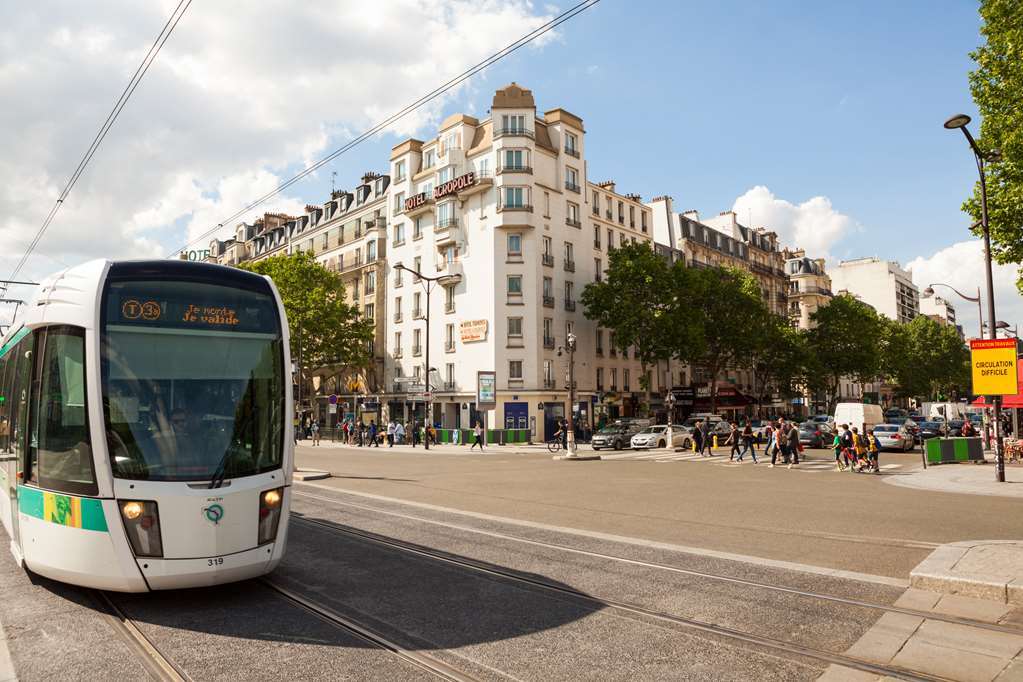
[726,422,741,461]
[471,422,485,450]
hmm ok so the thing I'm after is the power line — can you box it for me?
[169,0,601,257]
[7,0,193,283]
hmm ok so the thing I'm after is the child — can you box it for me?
[866,430,880,473]
[832,430,846,471]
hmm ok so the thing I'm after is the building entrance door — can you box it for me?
[504,402,528,430]
[544,403,565,441]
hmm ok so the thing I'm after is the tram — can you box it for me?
[0,260,292,591]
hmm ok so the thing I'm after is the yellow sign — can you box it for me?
[970,338,1019,395]
[460,319,488,343]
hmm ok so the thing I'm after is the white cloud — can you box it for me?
[0,0,556,324]
[730,185,860,259]
[907,240,1023,336]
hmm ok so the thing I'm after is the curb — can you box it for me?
[910,540,1023,605]
[293,469,331,481]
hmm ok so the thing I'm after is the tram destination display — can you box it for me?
[105,281,279,334]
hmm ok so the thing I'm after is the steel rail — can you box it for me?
[92,590,191,682]
[290,511,961,682]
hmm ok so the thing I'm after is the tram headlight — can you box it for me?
[258,487,284,546]
[118,500,163,558]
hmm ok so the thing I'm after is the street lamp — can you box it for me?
[556,332,579,456]
[945,112,1007,482]
[922,284,983,339]
[394,263,460,450]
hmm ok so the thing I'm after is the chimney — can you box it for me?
[361,171,381,185]
[682,210,700,221]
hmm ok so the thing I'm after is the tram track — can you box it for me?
[291,514,952,681]
[92,590,191,682]
[293,489,1023,637]
[259,578,484,682]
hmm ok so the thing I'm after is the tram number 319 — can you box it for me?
[208,557,224,567]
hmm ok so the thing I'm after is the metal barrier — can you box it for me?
[924,437,985,465]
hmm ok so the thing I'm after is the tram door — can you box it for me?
[0,329,33,549]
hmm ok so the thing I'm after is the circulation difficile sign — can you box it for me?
[970,338,1019,395]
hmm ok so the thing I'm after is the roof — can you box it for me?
[492,82,535,109]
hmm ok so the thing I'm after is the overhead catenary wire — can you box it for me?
[169,0,601,257]
[6,0,193,285]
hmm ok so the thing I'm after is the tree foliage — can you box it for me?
[965,0,1023,290]
[238,251,374,372]
[805,294,883,409]
[747,313,808,414]
[880,316,971,400]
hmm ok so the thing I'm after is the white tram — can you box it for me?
[0,260,292,591]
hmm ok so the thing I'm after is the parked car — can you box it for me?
[884,408,909,422]
[917,421,945,440]
[630,425,689,450]
[591,423,643,451]
[872,423,915,451]
[797,422,826,449]
[948,418,965,434]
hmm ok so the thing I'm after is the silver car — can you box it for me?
[630,425,689,450]
[872,423,915,451]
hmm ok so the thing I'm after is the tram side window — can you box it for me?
[0,334,33,461]
[28,327,97,496]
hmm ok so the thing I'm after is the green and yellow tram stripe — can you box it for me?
[18,486,108,532]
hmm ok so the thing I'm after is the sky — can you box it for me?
[0,0,1018,332]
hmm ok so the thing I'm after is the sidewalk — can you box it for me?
[884,459,1023,498]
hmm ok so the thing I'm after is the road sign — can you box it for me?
[423,391,433,400]
[328,394,338,405]
[970,338,1019,395]
[407,383,426,394]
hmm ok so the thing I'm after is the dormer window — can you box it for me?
[394,160,406,181]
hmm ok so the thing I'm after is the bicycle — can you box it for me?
[546,436,562,453]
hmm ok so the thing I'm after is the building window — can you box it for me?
[565,167,580,192]
[445,323,455,351]
[607,229,613,253]
[610,368,618,390]
[413,329,421,356]
[394,223,405,245]
[596,367,604,390]
[414,217,424,240]
[543,235,552,256]
[445,284,455,313]
[593,225,601,248]
[413,291,422,317]
[624,369,630,391]
[352,277,360,299]
[364,303,374,321]
[394,267,403,287]
[394,296,402,320]
[502,186,525,209]
[592,190,600,215]
[423,149,435,170]
[543,317,553,343]
[365,270,376,294]
[394,331,402,352]
[565,131,578,156]
[617,201,624,223]
[567,202,580,226]
[565,241,574,266]
[509,360,523,379]
[565,281,574,301]
[629,205,635,227]
[394,160,406,181]
[543,360,553,386]
[439,166,452,183]
[543,276,553,298]
[437,201,453,226]
[641,211,648,233]
[508,233,522,256]
[595,258,602,281]
[503,148,526,170]
[544,191,550,217]
[413,256,422,280]
[367,240,377,261]
[394,192,405,215]
[507,275,522,295]
[502,114,525,133]
[620,233,627,247]
[596,329,604,354]
[508,317,523,338]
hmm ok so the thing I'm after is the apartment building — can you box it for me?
[783,248,832,330]
[386,83,654,439]
[828,257,920,324]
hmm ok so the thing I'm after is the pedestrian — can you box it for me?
[310,419,320,446]
[471,422,485,450]
[386,419,396,447]
[738,420,756,463]
[786,420,800,468]
[293,414,300,444]
[692,420,704,454]
[700,419,713,456]
[851,427,866,472]
[411,420,419,447]
[369,420,379,447]
[770,422,784,467]
[726,422,741,461]
[866,429,880,473]
[560,418,568,450]
[395,420,405,444]
[832,428,846,471]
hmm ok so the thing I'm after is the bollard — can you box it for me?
[713,435,718,449]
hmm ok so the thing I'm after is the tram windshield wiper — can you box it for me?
[208,449,231,489]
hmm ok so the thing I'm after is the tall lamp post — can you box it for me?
[558,333,579,456]
[395,263,460,451]
[921,284,983,339]
[944,113,1006,482]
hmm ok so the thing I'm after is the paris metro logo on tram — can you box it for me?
[203,503,225,525]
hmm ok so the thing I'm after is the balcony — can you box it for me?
[605,210,612,220]
[437,217,458,230]
[565,181,581,194]
[498,203,533,213]
[542,253,554,267]
[543,336,555,349]
[498,164,532,175]
[565,147,580,158]
[564,259,575,272]
[593,240,601,249]
[543,378,556,389]
[542,295,555,308]
[412,345,422,356]
[392,238,405,248]
[564,299,577,312]
[494,127,534,140]
[592,206,599,216]
[565,217,581,228]
[618,215,625,224]
[393,312,403,323]
[443,381,456,391]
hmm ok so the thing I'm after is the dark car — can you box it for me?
[798,422,825,449]
[917,421,945,440]
[591,423,642,451]
[948,419,965,434]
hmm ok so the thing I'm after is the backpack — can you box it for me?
[841,430,853,448]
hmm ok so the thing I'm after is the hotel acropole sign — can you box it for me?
[970,338,1019,395]
[433,171,476,200]
[403,192,428,212]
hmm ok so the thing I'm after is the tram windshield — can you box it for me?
[101,277,285,482]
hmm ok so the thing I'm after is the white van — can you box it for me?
[833,403,885,432]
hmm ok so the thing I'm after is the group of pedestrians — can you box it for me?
[830,424,881,473]
[691,418,804,468]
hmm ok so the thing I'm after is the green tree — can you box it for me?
[882,316,971,400]
[680,266,767,414]
[747,313,808,417]
[964,0,1023,289]
[582,243,691,413]
[238,252,374,398]
[805,294,883,410]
